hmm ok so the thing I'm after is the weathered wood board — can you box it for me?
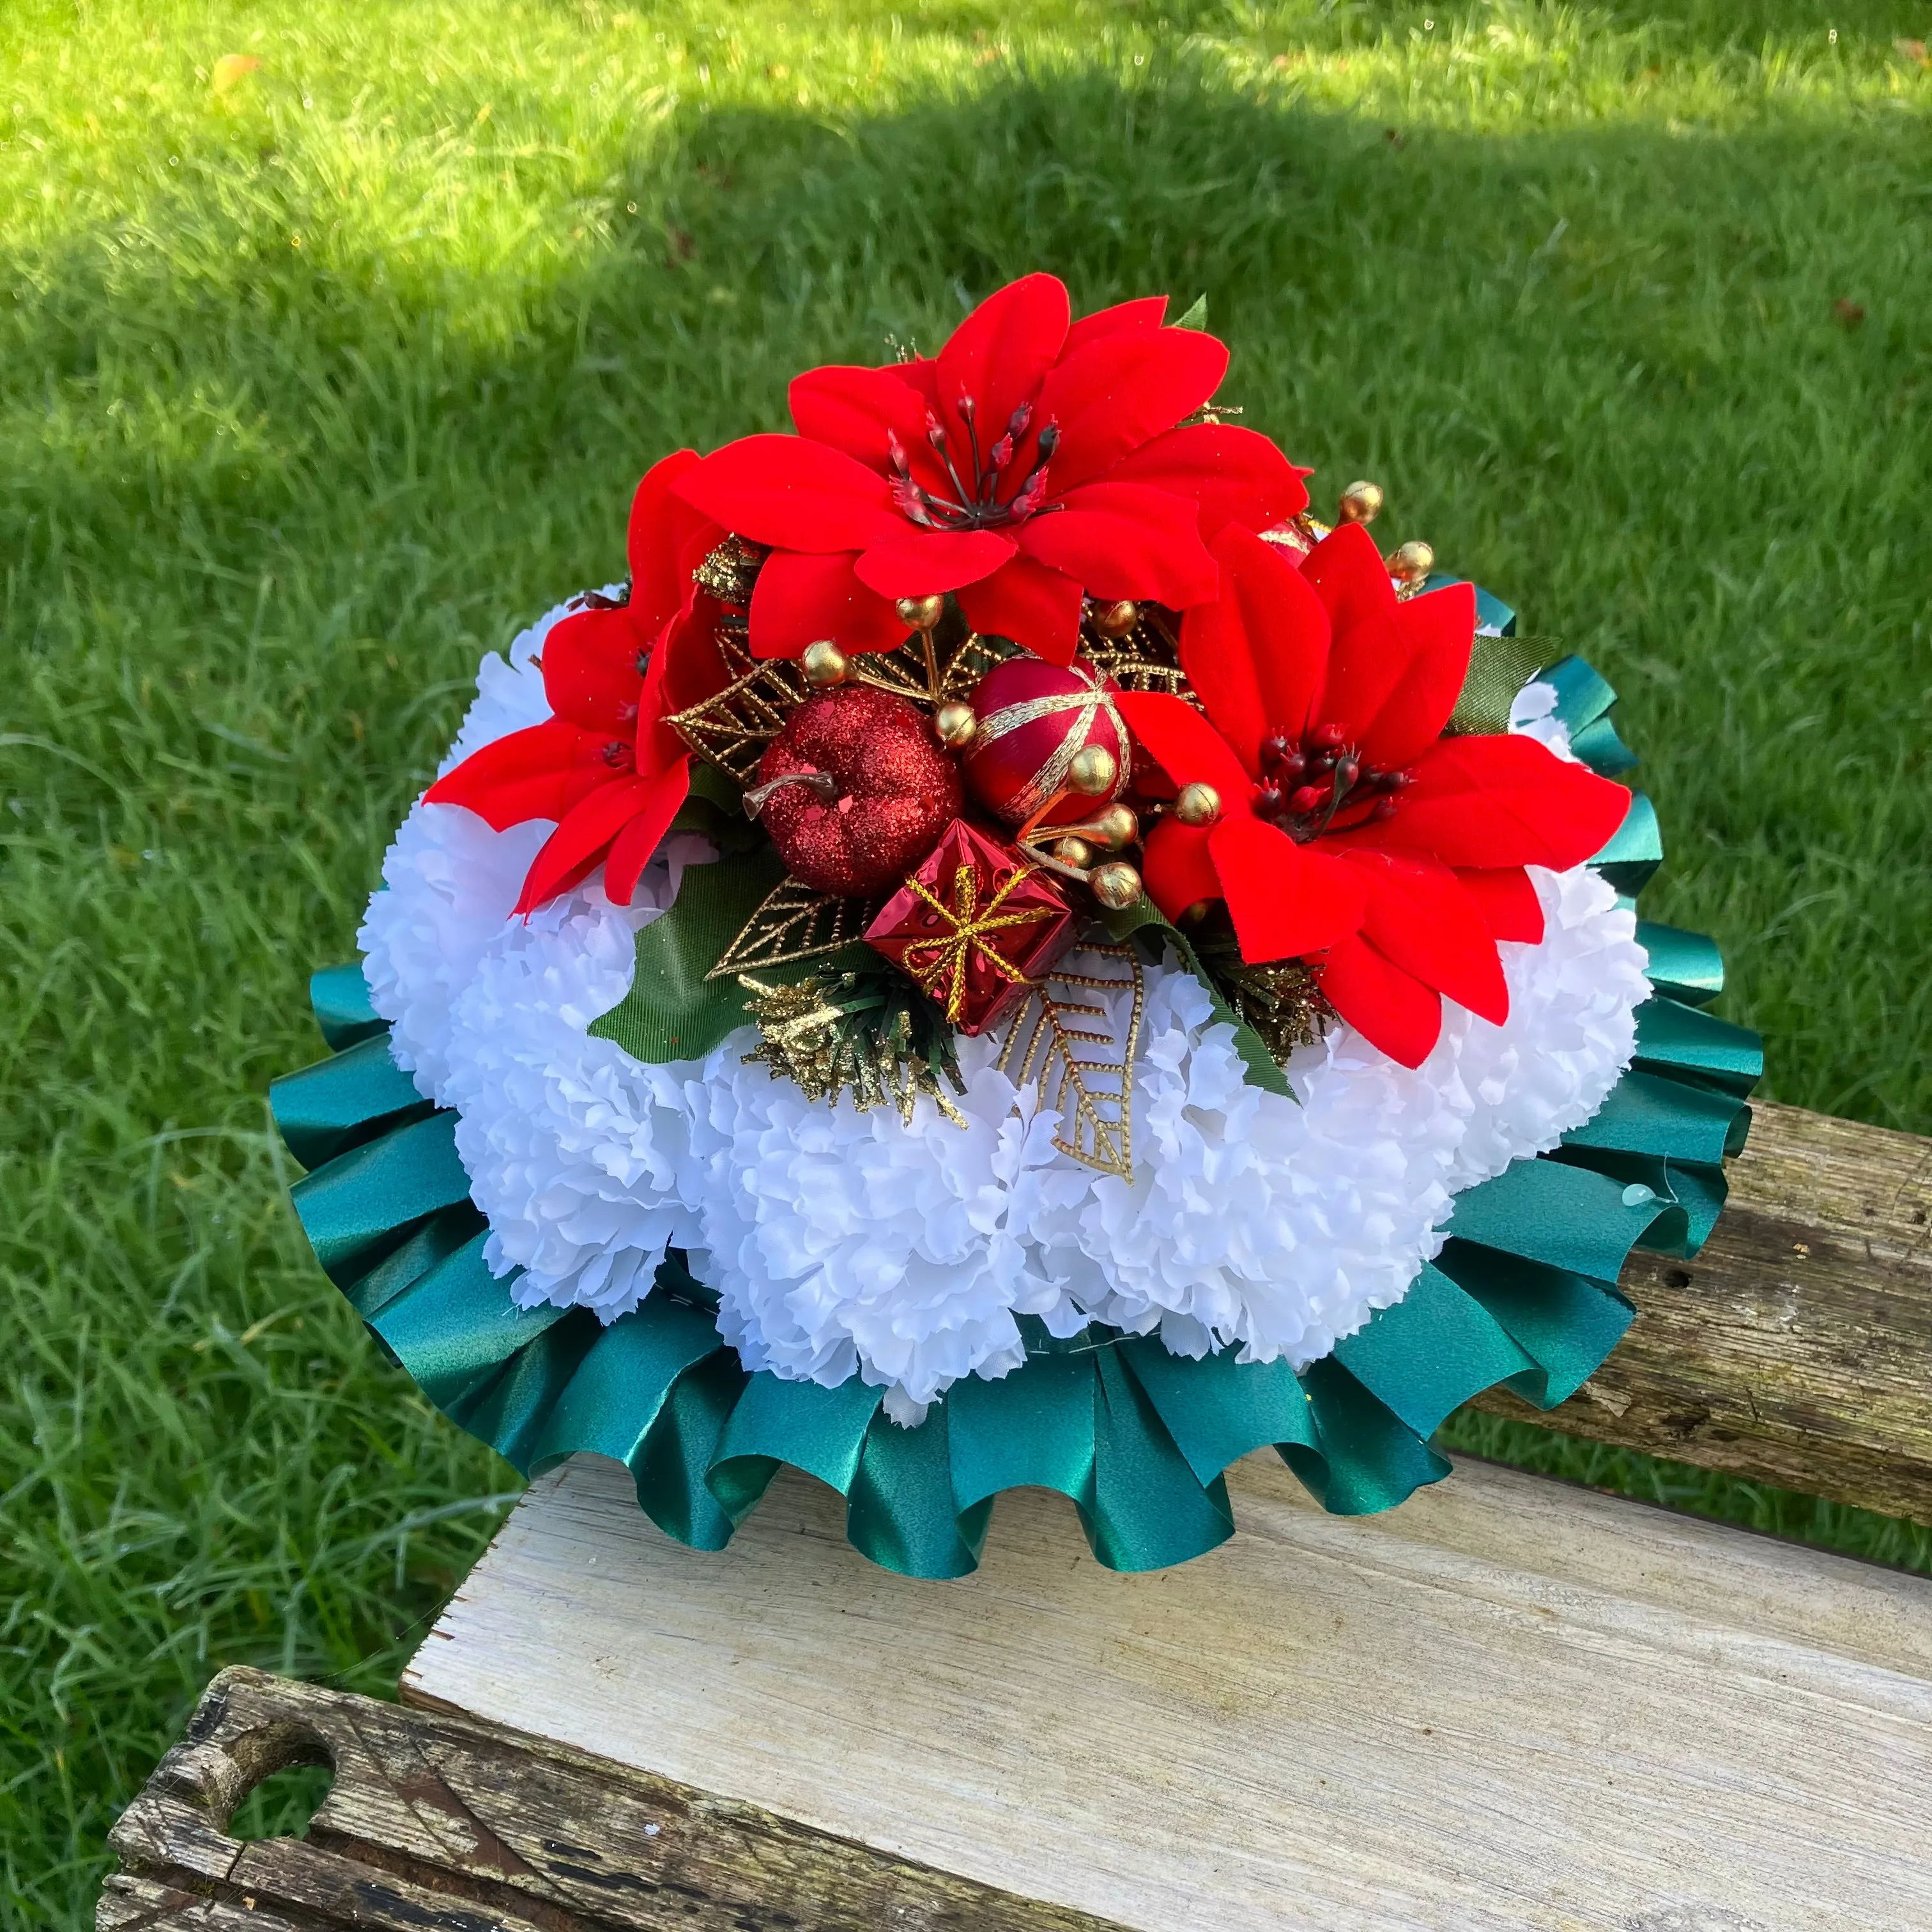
[1473,1100,1932,1523]
[99,1666,1116,1931]
[402,1450,1932,1932]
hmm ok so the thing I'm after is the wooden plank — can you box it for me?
[1471,1100,1932,1522]
[402,1452,1932,1932]
[98,1664,1126,1931]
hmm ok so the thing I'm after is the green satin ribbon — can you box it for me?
[272,644,1761,1577]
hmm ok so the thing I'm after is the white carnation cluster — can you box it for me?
[358,608,1650,1423]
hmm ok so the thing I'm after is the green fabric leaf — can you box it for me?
[1171,293,1208,330]
[1100,898,1292,1097]
[586,848,787,1062]
[1446,631,1552,734]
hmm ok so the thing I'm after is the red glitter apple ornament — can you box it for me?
[749,684,963,898]
[960,656,1131,829]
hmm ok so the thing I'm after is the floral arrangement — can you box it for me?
[272,276,1761,1576]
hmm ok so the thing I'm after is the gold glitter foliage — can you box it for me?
[1195,942,1331,1064]
[997,943,1144,1178]
[739,969,966,1127]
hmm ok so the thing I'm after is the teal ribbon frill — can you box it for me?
[272,655,1760,1577]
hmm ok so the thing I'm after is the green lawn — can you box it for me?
[4,0,1929,1915]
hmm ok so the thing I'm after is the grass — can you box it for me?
[3,0,1929,1917]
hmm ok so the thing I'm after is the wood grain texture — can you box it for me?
[97,1665,1127,1932]
[1471,1100,1932,1522]
[404,1451,1932,1932]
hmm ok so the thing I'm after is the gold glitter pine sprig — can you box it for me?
[1191,937,1332,1066]
[738,967,967,1128]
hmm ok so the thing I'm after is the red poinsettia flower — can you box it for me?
[1117,521,1632,1068]
[424,451,732,914]
[670,273,1310,667]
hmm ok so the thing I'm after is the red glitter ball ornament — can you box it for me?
[962,656,1130,828]
[754,685,963,898]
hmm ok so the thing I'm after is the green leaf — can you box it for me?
[1098,900,1292,1098]
[1171,293,1208,331]
[1446,632,1554,735]
[587,850,788,1063]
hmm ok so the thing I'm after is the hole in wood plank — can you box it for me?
[182,1719,334,1842]
[230,1759,334,1842]
[1665,1268,1694,1288]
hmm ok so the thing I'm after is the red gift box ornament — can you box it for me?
[866,820,1075,1036]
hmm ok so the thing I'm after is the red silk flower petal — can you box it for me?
[514,776,656,915]
[935,273,1070,458]
[1059,294,1168,360]
[638,598,735,776]
[1301,521,1408,747]
[788,364,937,483]
[1180,523,1330,774]
[1455,866,1545,944]
[1209,812,1367,962]
[602,763,692,905]
[954,554,1085,665]
[626,448,707,636]
[1360,581,1476,772]
[540,607,645,735]
[853,526,1016,598]
[1141,816,1222,923]
[1320,935,1444,1070]
[673,434,901,553]
[1344,848,1508,1025]
[1015,481,1218,608]
[424,720,620,830]
[1365,734,1632,870]
[886,357,942,406]
[1113,691,1252,800]
[1033,326,1230,494]
[1102,422,1310,540]
[748,549,906,659]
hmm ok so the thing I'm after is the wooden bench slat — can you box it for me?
[398,1452,1932,1931]
[100,1665,1123,1932]
[1473,1098,1932,1522]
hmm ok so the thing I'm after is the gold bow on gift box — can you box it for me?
[864,821,1075,1038]
[897,861,1059,1026]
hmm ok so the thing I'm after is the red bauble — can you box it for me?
[962,656,1130,828]
[865,819,1075,1036]
[755,685,962,898]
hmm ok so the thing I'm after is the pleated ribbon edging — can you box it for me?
[271,648,1761,1578]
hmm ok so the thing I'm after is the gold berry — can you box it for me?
[894,593,946,631]
[800,640,850,688]
[1066,744,1119,797]
[1085,802,1139,850]
[1338,480,1384,525]
[1173,781,1222,827]
[1052,835,1096,870]
[1390,539,1435,585]
[933,700,979,749]
[1178,899,1215,927]
[1088,861,1144,911]
[1091,599,1138,639]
